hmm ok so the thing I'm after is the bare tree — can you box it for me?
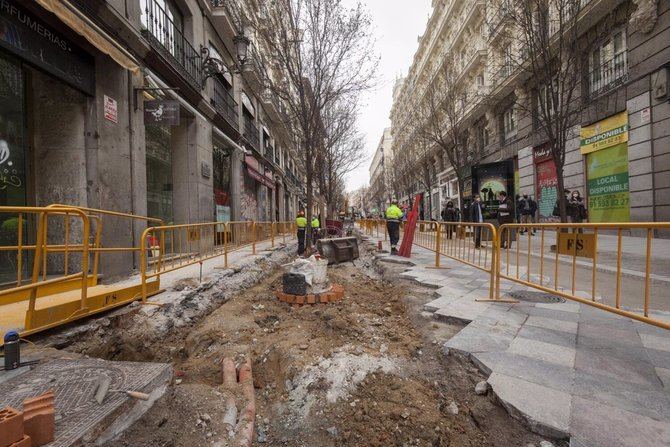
[258,0,378,243]
[419,63,481,211]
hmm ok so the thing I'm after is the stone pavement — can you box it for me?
[363,233,670,447]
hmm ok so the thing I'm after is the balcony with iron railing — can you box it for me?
[211,77,239,130]
[244,42,267,90]
[210,0,243,37]
[141,0,202,89]
[243,117,260,152]
[492,63,514,88]
[588,52,628,98]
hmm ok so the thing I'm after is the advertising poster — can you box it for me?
[586,143,630,222]
[536,159,558,222]
[580,111,628,155]
[471,160,515,218]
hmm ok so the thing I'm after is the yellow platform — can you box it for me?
[0,279,160,343]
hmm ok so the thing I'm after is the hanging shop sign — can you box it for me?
[580,111,628,155]
[0,0,95,95]
[586,143,630,222]
[144,100,180,126]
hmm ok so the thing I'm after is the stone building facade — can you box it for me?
[388,0,670,226]
[0,0,306,278]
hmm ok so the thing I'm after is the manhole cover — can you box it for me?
[506,291,565,303]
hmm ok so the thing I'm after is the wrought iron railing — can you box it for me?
[589,52,628,98]
[243,117,260,152]
[212,78,239,130]
[492,63,514,87]
[141,0,203,89]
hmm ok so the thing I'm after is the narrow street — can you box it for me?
[28,238,545,447]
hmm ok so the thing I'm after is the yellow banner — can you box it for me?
[580,111,628,155]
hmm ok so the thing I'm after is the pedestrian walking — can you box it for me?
[497,191,515,249]
[441,201,459,239]
[569,190,587,233]
[296,211,307,255]
[385,198,403,254]
[470,194,486,248]
[519,194,537,235]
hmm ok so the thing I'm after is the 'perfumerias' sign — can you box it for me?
[0,0,95,95]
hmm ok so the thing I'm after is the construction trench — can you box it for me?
[1,232,553,447]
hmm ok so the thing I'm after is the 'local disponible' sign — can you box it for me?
[144,100,180,126]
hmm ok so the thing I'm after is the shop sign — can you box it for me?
[535,158,559,222]
[144,100,180,126]
[533,143,553,163]
[586,143,630,222]
[201,162,211,179]
[580,111,628,155]
[0,0,95,95]
[557,233,595,259]
[104,95,118,123]
[640,107,650,124]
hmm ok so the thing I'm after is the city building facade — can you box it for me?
[388,0,670,226]
[0,0,307,279]
[367,127,393,214]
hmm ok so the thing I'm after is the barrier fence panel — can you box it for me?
[497,223,670,330]
[141,221,295,300]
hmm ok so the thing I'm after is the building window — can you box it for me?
[589,29,627,97]
[140,0,184,59]
[502,105,517,142]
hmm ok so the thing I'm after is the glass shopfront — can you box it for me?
[146,126,174,224]
[0,53,27,283]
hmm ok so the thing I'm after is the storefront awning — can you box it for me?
[245,155,274,189]
[35,0,141,74]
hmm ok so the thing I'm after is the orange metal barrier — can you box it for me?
[497,223,670,330]
[141,221,296,300]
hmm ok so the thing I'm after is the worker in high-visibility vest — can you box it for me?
[311,215,320,245]
[296,211,307,255]
[386,198,403,254]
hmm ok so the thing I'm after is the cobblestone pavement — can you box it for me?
[364,233,670,447]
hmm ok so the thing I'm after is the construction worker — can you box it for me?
[296,211,307,255]
[385,198,403,254]
[311,214,320,244]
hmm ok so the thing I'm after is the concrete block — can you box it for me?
[575,346,659,387]
[508,337,576,368]
[444,323,514,354]
[629,207,654,222]
[639,333,670,353]
[629,173,653,192]
[626,92,650,114]
[569,396,670,447]
[628,124,651,146]
[517,324,577,349]
[652,117,670,140]
[627,141,652,161]
[629,190,654,207]
[628,157,652,176]
[22,390,55,447]
[646,348,670,370]
[565,148,583,165]
[487,372,572,438]
[654,171,670,189]
[655,187,670,206]
[573,370,670,422]
[563,161,584,178]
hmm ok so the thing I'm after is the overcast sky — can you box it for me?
[342,0,433,192]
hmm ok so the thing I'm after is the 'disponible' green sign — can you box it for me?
[586,143,630,223]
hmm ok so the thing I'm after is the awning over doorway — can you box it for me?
[244,155,274,189]
[35,0,141,74]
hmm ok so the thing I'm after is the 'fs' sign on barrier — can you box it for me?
[557,232,595,259]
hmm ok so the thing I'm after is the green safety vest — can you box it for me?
[296,216,307,228]
[311,218,320,228]
[386,205,403,220]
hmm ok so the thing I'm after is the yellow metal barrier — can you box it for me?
[0,205,165,341]
[497,222,670,330]
[141,220,296,301]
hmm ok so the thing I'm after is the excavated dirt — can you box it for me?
[61,242,548,447]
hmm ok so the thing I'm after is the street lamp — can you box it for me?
[201,32,251,86]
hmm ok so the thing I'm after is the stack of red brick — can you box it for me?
[276,283,344,307]
[0,391,55,447]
